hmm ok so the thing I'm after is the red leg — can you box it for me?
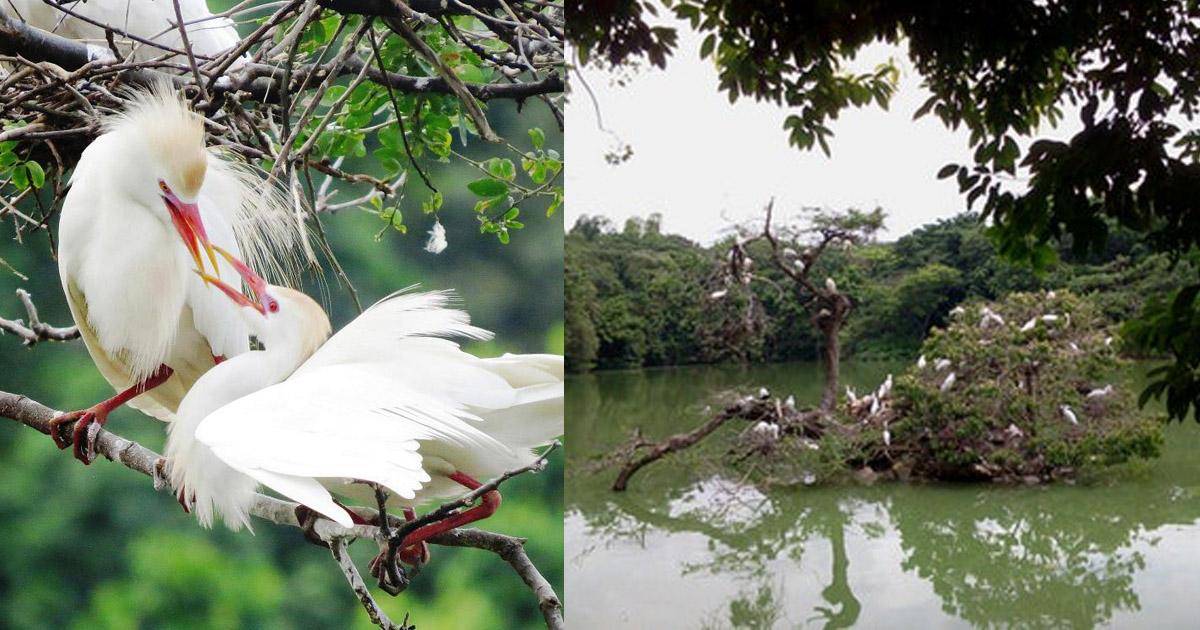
[212,354,226,365]
[397,472,502,551]
[332,498,371,526]
[50,365,174,464]
[398,508,430,565]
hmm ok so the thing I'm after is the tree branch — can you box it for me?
[0,389,564,629]
[0,289,79,346]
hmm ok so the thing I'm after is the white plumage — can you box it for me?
[825,277,837,293]
[1060,404,1078,425]
[916,354,927,369]
[54,85,299,460]
[934,358,952,371]
[1019,317,1037,333]
[940,372,956,392]
[877,373,893,399]
[3,0,243,63]
[424,220,447,254]
[167,288,563,531]
[710,289,727,300]
[1086,384,1113,399]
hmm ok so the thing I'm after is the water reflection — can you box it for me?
[567,362,1200,629]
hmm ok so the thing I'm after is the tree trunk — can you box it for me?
[816,294,850,414]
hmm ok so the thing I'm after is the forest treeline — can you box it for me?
[566,211,1190,373]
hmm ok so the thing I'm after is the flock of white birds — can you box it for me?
[15,3,564,569]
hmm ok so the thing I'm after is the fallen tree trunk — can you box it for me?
[612,412,734,491]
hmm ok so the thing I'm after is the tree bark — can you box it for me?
[816,294,850,413]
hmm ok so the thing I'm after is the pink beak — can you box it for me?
[163,190,220,279]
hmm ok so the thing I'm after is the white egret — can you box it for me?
[917,354,927,369]
[1086,384,1114,399]
[794,259,806,272]
[882,424,891,447]
[825,277,837,293]
[751,421,780,442]
[980,308,1005,329]
[167,282,563,570]
[940,372,956,392]
[845,386,858,404]
[709,289,728,300]
[1019,317,1037,333]
[1041,314,1060,323]
[784,395,795,410]
[869,396,880,416]
[877,373,893,399]
[758,387,770,399]
[4,0,243,63]
[949,305,966,317]
[52,85,298,463]
[1105,336,1115,347]
[934,358,952,371]
[1060,404,1079,425]
[782,247,797,258]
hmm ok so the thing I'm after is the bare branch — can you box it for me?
[0,289,79,346]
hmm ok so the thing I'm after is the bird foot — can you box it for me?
[294,505,330,549]
[48,406,109,464]
[368,546,420,595]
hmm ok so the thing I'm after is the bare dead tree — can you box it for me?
[721,200,884,413]
[0,389,565,630]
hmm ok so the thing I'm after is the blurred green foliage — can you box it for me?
[566,211,1193,371]
[0,94,562,630]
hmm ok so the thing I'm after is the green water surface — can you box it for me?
[566,361,1200,629]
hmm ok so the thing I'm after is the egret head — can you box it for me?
[104,84,218,276]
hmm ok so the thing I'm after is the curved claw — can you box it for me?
[48,409,107,464]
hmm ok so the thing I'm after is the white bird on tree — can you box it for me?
[940,372,956,392]
[825,277,838,293]
[917,354,927,369]
[166,279,563,577]
[934,358,952,371]
[3,0,244,63]
[1060,404,1079,425]
[1086,384,1114,399]
[877,373,893,399]
[51,86,300,463]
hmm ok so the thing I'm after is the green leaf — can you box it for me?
[528,127,545,149]
[467,178,508,197]
[25,161,44,189]
[936,164,958,179]
[699,34,716,58]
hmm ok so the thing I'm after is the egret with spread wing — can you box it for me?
[165,275,563,573]
[54,85,300,463]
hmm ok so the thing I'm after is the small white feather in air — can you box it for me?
[424,220,448,254]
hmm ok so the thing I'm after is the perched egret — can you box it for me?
[934,358,952,371]
[1060,404,1079,425]
[1086,384,1114,399]
[1005,423,1024,439]
[877,374,893,399]
[882,424,891,447]
[845,386,858,404]
[1069,342,1081,353]
[167,282,563,569]
[709,290,728,300]
[751,421,780,442]
[794,260,806,272]
[825,277,838,293]
[758,387,770,399]
[52,86,299,463]
[1019,317,1037,333]
[1105,336,1115,347]
[3,0,244,63]
[949,305,966,317]
[1046,290,1057,299]
[940,372,956,392]
[869,396,880,416]
[916,354,927,369]
[1041,314,1059,323]
[782,247,797,258]
[784,395,795,410]
[980,308,1005,329]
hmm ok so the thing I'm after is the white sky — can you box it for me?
[565,25,1079,244]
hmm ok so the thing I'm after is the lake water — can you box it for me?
[566,361,1200,629]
